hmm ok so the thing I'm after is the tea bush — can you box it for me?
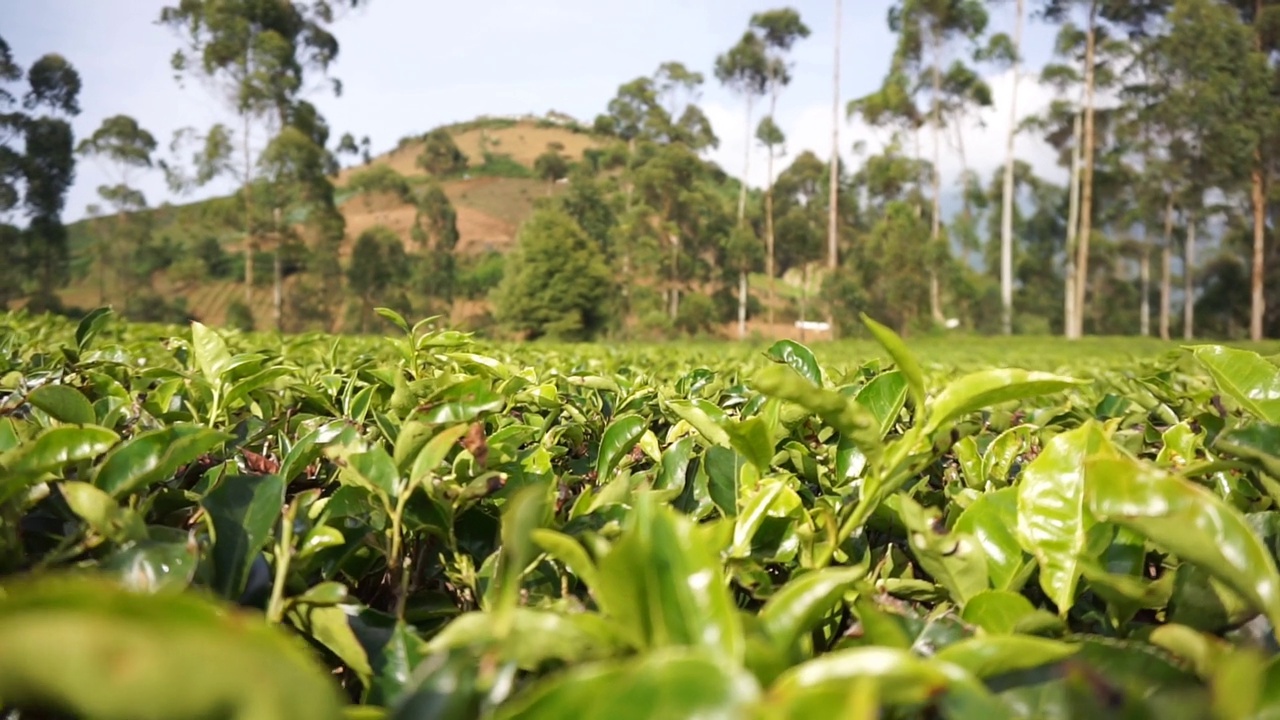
[2,308,1280,718]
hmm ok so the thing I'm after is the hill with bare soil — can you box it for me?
[58,117,606,327]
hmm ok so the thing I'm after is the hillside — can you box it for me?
[58,116,607,327]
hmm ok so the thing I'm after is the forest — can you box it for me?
[1,0,1279,342]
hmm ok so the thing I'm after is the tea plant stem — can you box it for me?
[389,490,412,619]
[265,500,298,624]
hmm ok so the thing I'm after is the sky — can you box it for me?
[6,0,1069,223]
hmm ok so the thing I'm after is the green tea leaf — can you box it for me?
[768,646,954,712]
[94,424,229,497]
[854,370,908,437]
[666,398,731,447]
[101,540,199,594]
[1192,345,1280,424]
[191,321,232,386]
[75,306,114,352]
[767,340,823,386]
[0,426,118,504]
[960,590,1037,634]
[861,313,926,412]
[531,529,599,590]
[897,496,988,606]
[925,370,1084,435]
[409,423,470,488]
[594,494,744,661]
[954,487,1028,591]
[492,485,551,631]
[759,566,866,655]
[933,635,1077,679]
[490,648,759,720]
[203,474,285,599]
[1086,454,1280,634]
[27,384,96,425]
[387,647,484,720]
[751,364,879,447]
[596,413,646,480]
[1016,422,1111,615]
[428,608,626,669]
[0,574,345,720]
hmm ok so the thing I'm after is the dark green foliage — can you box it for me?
[194,236,233,279]
[347,225,410,333]
[493,207,616,340]
[470,152,533,179]
[416,129,468,177]
[224,300,254,330]
[344,164,412,202]
[455,251,505,300]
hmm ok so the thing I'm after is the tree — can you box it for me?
[533,143,570,190]
[492,207,616,340]
[715,31,769,225]
[347,225,408,333]
[990,0,1024,335]
[1147,0,1262,340]
[749,8,811,329]
[160,0,360,310]
[828,0,844,337]
[1225,0,1280,339]
[337,131,371,164]
[417,128,468,176]
[0,41,81,307]
[887,0,990,325]
[258,100,343,330]
[76,115,158,305]
[412,180,459,310]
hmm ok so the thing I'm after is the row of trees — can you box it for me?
[2,2,378,331]
[849,0,1280,340]
[492,0,1280,342]
[0,38,82,310]
[6,1,1280,341]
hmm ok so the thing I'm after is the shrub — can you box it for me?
[492,207,616,341]
[225,300,254,331]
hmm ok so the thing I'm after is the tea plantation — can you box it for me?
[5,308,1280,719]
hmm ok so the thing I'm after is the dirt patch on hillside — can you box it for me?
[454,205,516,255]
[447,176,554,228]
[333,121,604,186]
[341,204,420,254]
[339,185,517,257]
[452,125,600,168]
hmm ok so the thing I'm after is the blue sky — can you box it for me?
[6,0,1067,222]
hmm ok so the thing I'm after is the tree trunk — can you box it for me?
[738,97,753,223]
[116,210,130,305]
[1183,212,1195,340]
[765,88,782,328]
[1000,0,1024,336]
[1251,0,1267,340]
[738,269,748,339]
[1064,112,1082,336]
[1071,1,1100,339]
[799,263,809,342]
[273,207,283,332]
[827,0,842,338]
[1139,240,1150,337]
[1160,195,1174,341]
[929,28,945,325]
[242,112,255,309]
[669,232,680,320]
[625,136,636,211]
[766,150,776,327]
[1252,162,1267,340]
